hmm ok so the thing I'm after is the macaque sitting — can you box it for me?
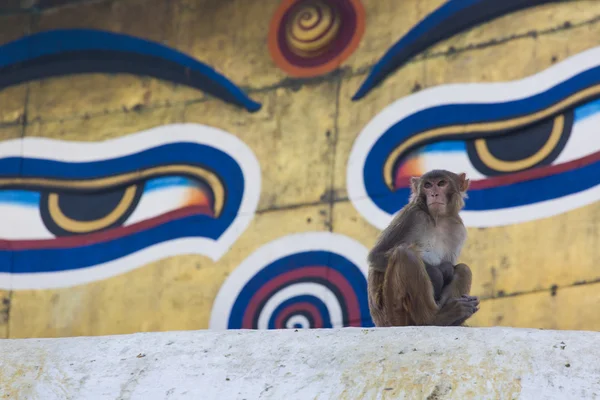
[367,169,479,327]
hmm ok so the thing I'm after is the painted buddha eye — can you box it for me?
[0,124,261,290]
[348,47,600,228]
[390,107,581,189]
[0,173,221,241]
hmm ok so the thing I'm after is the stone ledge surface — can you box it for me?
[0,327,599,399]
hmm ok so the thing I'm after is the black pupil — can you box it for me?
[438,180,445,186]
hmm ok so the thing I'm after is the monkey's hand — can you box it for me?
[434,295,479,326]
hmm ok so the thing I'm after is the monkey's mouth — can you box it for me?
[427,201,446,206]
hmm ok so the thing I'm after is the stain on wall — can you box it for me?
[0,0,599,338]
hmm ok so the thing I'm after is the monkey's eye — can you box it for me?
[423,182,432,189]
[437,180,446,187]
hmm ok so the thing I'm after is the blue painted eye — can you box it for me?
[387,107,578,190]
[0,175,219,240]
[0,124,261,289]
[347,46,600,229]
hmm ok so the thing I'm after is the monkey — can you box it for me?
[367,169,479,327]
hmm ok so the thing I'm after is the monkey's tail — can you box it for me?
[383,245,438,326]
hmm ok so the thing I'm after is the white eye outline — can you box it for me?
[124,176,216,227]
[347,46,600,229]
[0,191,54,240]
[0,123,261,290]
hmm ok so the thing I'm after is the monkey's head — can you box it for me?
[409,170,470,216]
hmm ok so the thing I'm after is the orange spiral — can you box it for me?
[285,1,341,57]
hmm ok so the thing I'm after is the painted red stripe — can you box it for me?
[242,265,363,329]
[394,150,600,190]
[345,319,364,327]
[0,205,213,251]
[326,268,361,323]
[242,266,329,329]
[274,303,323,329]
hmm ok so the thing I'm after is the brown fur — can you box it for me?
[367,170,479,327]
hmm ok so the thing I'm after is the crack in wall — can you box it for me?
[327,75,343,233]
[480,277,600,302]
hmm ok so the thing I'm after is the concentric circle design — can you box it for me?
[286,1,341,57]
[268,0,365,77]
[209,232,373,330]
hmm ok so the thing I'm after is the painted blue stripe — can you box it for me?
[0,158,22,177]
[0,29,261,112]
[0,190,40,206]
[574,97,600,122]
[144,176,199,192]
[7,211,236,273]
[364,69,600,200]
[267,296,332,329]
[422,141,466,153]
[371,157,600,214]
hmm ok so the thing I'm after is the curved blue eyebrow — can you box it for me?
[0,29,262,112]
[352,0,560,101]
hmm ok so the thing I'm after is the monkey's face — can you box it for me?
[422,177,451,215]
[412,170,468,216]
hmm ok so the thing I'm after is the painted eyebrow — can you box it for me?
[0,28,261,112]
[352,0,560,101]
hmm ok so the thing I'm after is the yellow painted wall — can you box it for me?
[1,0,600,338]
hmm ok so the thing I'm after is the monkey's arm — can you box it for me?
[367,208,428,271]
[438,263,472,307]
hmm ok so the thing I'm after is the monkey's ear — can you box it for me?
[458,173,470,192]
[410,177,420,192]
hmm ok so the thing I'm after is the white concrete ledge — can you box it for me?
[1,327,599,399]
